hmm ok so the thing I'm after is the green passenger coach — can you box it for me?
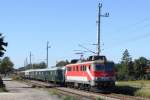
[22,66,65,85]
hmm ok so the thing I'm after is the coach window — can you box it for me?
[84,66,86,71]
[76,66,78,71]
[70,67,72,71]
[67,67,69,71]
[80,66,82,71]
[89,65,91,70]
[83,66,85,71]
[69,67,71,71]
[82,66,84,71]
[74,66,75,71]
[85,66,86,71]
[67,67,71,71]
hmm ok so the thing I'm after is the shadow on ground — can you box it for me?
[113,85,140,96]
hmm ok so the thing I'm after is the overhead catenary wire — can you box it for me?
[116,17,150,33]
[104,32,150,49]
[104,17,150,48]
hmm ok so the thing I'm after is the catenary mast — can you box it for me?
[97,3,109,56]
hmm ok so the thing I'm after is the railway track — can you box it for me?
[22,79,149,100]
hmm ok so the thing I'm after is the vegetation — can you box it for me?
[115,49,150,80]
[116,80,150,99]
[48,88,78,100]
[0,87,8,92]
[0,33,8,57]
[63,96,75,100]
[18,61,47,71]
[96,97,105,100]
[56,60,69,67]
[0,76,7,92]
[0,76,4,87]
[0,57,14,76]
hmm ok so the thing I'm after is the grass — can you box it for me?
[48,88,59,95]
[11,74,23,80]
[63,96,75,100]
[48,88,67,99]
[48,88,79,100]
[96,97,105,100]
[116,80,150,99]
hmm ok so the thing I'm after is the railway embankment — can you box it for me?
[7,77,150,100]
[23,79,149,100]
[0,80,62,100]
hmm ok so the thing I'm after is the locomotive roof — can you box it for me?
[67,55,111,65]
[66,60,105,66]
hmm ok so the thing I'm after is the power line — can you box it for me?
[105,32,150,49]
[116,17,150,33]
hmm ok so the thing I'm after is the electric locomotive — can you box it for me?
[65,55,115,90]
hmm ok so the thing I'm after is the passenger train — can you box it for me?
[21,55,115,90]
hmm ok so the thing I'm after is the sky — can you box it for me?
[0,0,150,68]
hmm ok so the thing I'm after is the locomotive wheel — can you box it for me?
[79,84,82,90]
[87,85,91,91]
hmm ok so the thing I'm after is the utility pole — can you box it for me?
[29,52,32,69]
[97,3,109,56]
[25,57,28,70]
[46,41,51,68]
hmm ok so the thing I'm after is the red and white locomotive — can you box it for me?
[65,55,115,90]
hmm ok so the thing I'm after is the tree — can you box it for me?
[134,57,148,80]
[115,63,126,80]
[121,49,133,79]
[0,33,8,57]
[18,61,47,71]
[121,49,132,64]
[115,49,133,80]
[56,60,69,67]
[0,57,14,75]
[32,61,47,69]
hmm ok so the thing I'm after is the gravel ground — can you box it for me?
[0,80,62,100]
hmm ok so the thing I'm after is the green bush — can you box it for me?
[0,76,4,87]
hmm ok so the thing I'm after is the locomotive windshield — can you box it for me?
[105,62,114,71]
[95,64,105,71]
[95,62,114,71]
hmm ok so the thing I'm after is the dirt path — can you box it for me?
[0,80,62,100]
